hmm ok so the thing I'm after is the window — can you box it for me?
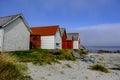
[56,43,60,45]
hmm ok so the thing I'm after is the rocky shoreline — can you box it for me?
[97,50,120,53]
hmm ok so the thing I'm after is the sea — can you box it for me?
[85,46,120,52]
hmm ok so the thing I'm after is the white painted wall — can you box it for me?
[0,29,3,51]
[55,29,61,49]
[41,29,61,49]
[3,17,30,51]
[73,41,79,49]
[41,36,55,49]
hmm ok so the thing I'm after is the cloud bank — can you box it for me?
[75,23,120,46]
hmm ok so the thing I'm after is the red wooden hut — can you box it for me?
[66,34,73,49]
[67,33,80,49]
[60,28,67,49]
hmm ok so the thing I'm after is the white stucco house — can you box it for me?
[0,14,31,51]
[30,25,61,49]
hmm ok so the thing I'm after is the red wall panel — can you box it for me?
[62,33,67,49]
[66,40,73,49]
[30,35,41,49]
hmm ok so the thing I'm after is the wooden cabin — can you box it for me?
[30,25,62,49]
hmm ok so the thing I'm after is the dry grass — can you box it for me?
[0,49,76,79]
[79,45,88,54]
[0,53,27,80]
[90,64,109,73]
[65,64,72,68]
[56,49,76,61]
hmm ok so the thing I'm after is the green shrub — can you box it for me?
[0,53,27,80]
[90,64,109,73]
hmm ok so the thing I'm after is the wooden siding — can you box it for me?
[3,17,30,51]
[55,29,61,49]
[66,40,73,49]
[62,32,67,49]
[0,29,3,51]
[73,38,80,49]
[41,36,55,49]
[30,35,40,49]
[73,41,79,49]
[78,39,80,49]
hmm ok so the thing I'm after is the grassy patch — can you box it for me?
[90,64,109,73]
[56,49,76,61]
[13,49,57,65]
[60,71,64,74]
[0,53,27,80]
[65,64,72,68]
[13,49,76,65]
[0,49,76,79]
[79,45,88,54]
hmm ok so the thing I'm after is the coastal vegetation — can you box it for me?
[79,45,89,54]
[56,49,76,61]
[13,49,76,65]
[1,49,120,80]
[65,64,72,68]
[72,45,89,59]
[90,64,109,73]
[0,53,27,80]
[0,49,76,79]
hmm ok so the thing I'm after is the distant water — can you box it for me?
[85,46,120,52]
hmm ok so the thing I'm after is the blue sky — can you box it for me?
[1,0,120,46]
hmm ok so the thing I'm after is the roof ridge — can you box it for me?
[31,25,59,28]
[0,13,21,18]
[60,28,65,29]
[67,32,79,34]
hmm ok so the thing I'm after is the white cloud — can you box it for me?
[75,23,120,46]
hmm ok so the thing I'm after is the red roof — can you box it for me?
[31,25,59,36]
